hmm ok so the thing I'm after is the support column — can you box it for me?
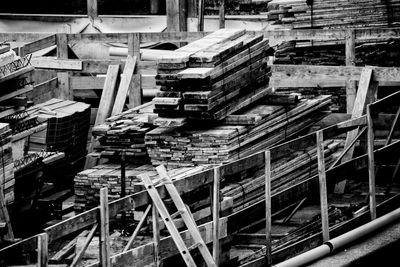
[345,29,356,113]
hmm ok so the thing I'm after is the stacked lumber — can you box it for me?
[154,29,273,121]
[222,140,340,211]
[0,123,15,205]
[91,102,157,164]
[25,99,91,161]
[146,95,332,167]
[74,164,210,212]
[274,39,400,67]
[267,0,400,29]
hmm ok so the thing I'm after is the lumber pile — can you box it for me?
[274,39,400,67]
[146,95,332,167]
[222,139,340,212]
[267,0,400,28]
[74,164,211,212]
[154,29,273,121]
[91,102,157,164]
[0,123,14,205]
[25,99,91,162]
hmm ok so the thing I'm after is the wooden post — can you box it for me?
[56,34,71,100]
[265,150,272,266]
[316,130,330,242]
[219,0,225,29]
[127,33,142,108]
[187,0,198,31]
[37,233,48,267]
[212,166,221,265]
[87,0,98,21]
[367,105,377,220]
[166,0,187,32]
[198,0,205,31]
[152,204,161,267]
[345,29,356,113]
[99,188,111,267]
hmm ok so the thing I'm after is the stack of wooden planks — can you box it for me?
[25,99,91,162]
[74,164,211,213]
[0,123,14,205]
[91,102,157,164]
[274,39,400,67]
[267,0,400,28]
[222,139,340,212]
[154,29,274,121]
[146,95,332,167]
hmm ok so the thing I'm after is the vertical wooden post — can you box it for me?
[128,33,142,108]
[219,0,225,29]
[99,188,111,267]
[316,130,330,242]
[37,233,48,267]
[166,0,187,32]
[87,0,98,21]
[56,34,71,100]
[265,150,272,266]
[345,29,356,114]
[212,166,221,265]
[187,0,198,31]
[367,105,377,220]
[198,0,205,31]
[152,204,161,266]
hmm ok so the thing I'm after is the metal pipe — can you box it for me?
[274,207,400,267]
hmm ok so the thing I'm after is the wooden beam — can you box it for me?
[94,64,120,126]
[112,56,137,116]
[335,68,373,193]
[37,233,48,267]
[56,34,70,100]
[19,35,56,57]
[99,188,111,267]
[198,0,205,31]
[152,204,161,267]
[70,224,97,267]
[213,167,221,265]
[219,0,225,29]
[124,205,152,252]
[31,58,83,70]
[87,0,98,21]
[367,105,377,220]
[264,150,272,267]
[271,64,400,83]
[345,29,356,113]
[316,130,330,242]
[166,0,186,32]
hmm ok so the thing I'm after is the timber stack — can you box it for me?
[154,29,274,121]
[146,95,332,167]
[91,102,157,164]
[267,0,400,28]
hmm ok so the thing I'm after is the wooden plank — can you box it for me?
[271,64,400,83]
[70,224,97,267]
[56,33,70,100]
[367,105,376,220]
[213,167,221,265]
[99,188,111,267]
[316,130,330,242]
[152,204,161,267]
[124,205,152,252]
[70,76,105,90]
[345,29,356,113]
[335,68,373,193]
[19,35,56,56]
[37,233,48,267]
[111,56,137,116]
[264,150,272,267]
[31,58,82,70]
[94,64,120,126]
